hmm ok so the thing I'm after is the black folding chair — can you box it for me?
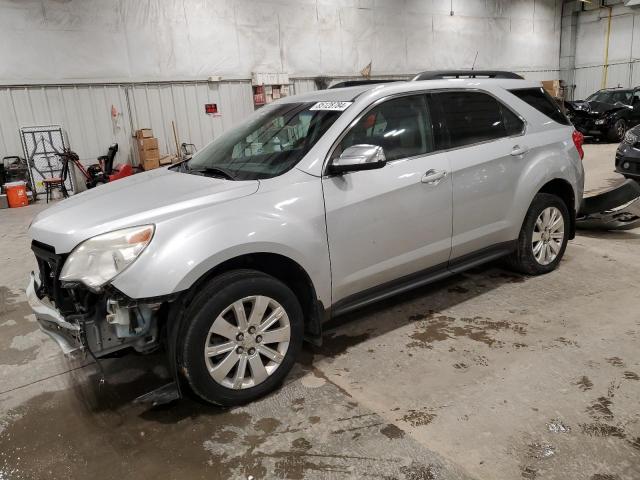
[43,154,70,203]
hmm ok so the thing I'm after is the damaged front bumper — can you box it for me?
[26,272,83,355]
[26,269,163,358]
[569,114,609,137]
[577,179,640,231]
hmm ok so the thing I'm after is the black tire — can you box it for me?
[178,269,304,406]
[607,119,626,143]
[506,193,570,275]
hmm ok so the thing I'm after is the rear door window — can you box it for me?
[509,88,570,125]
[435,91,523,148]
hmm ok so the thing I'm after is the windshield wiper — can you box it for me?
[189,166,237,181]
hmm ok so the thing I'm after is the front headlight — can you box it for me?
[624,130,638,146]
[60,225,155,289]
[594,119,606,125]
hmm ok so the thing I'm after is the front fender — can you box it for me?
[110,170,331,306]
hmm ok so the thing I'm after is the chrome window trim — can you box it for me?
[322,88,528,177]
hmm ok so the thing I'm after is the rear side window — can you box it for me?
[499,103,525,136]
[435,91,524,148]
[337,94,435,161]
[509,88,570,125]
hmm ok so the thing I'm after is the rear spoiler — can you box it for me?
[412,70,524,81]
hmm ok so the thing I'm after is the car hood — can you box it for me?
[29,168,259,253]
[566,100,628,117]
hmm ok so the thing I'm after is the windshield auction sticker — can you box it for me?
[309,101,353,111]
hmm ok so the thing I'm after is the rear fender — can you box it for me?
[508,133,582,239]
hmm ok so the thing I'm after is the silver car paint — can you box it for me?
[29,78,584,313]
[29,167,259,253]
[110,167,333,305]
[323,149,453,302]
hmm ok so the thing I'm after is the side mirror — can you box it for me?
[329,144,386,175]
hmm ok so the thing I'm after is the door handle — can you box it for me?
[511,145,529,156]
[421,169,447,185]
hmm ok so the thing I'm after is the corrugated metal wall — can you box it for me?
[291,79,317,95]
[0,81,254,167]
[566,3,639,101]
[573,63,638,101]
[0,85,128,163]
[127,81,254,162]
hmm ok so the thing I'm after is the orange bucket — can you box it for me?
[4,181,29,208]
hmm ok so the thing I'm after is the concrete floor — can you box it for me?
[1,144,638,480]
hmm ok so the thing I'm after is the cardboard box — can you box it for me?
[159,154,177,166]
[140,148,160,161]
[141,157,160,171]
[135,128,154,139]
[138,137,159,151]
[542,80,562,98]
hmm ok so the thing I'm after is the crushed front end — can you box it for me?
[566,106,610,137]
[565,100,629,139]
[27,240,166,358]
[568,111,604,137]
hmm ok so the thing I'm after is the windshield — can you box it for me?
[586,90,632,105]
[174,102,343,180]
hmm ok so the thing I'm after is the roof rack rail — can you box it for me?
[329,79,403,89]
[412,70,524,81]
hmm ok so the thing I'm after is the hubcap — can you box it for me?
[532,206,565,266]
[617,122,625,139]
[204,295,291,390]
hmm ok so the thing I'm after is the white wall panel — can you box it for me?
[292,79,318,95]
[606,63,633,90]
[0,84,133,165]
[567,3,639,99]
[124,81,254,162]
[0,0,561,83]
[632,62,640,87]
[574,67,602,100]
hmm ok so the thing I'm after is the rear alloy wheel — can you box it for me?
[179,270,303,406]
[531,207,565,266]
[607,119,626,143]
[506,193,569,275]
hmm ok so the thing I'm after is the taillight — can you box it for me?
[572,130,584,160]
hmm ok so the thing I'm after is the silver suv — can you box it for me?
[27,72,585,405]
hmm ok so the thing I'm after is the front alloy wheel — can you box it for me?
[180,269,303,406]
[205,295,291,390]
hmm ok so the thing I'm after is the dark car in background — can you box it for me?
[616,124,640,180]
[566,88,640,142]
